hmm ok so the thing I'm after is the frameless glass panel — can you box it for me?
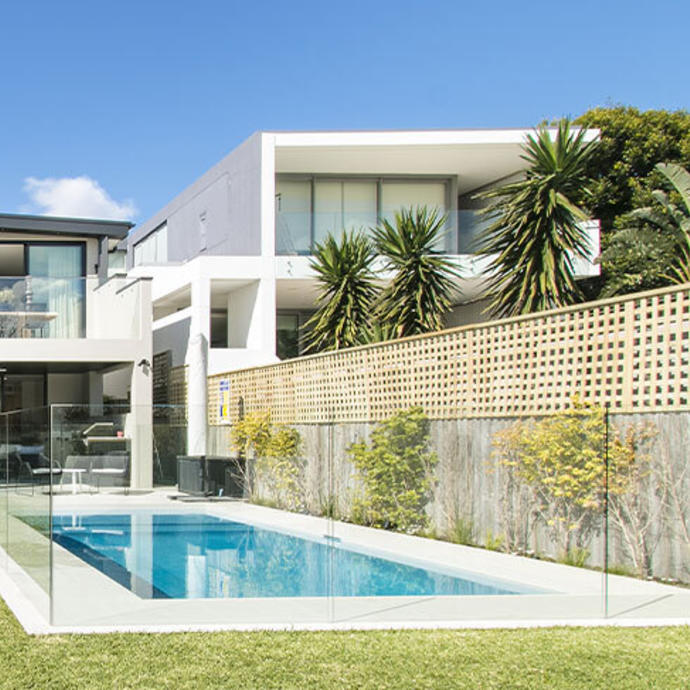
[0,412,8,568]
[457,209,491,254]
[275,180,311,255]
[153,405,188,487]
[604,411,690,621]
[49,406,333,627]
[133,224,167,267]
[108,250,126,274]
[3,407,52,622]
[326,408,612,626]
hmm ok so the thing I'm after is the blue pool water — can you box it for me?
[52,513,531,599]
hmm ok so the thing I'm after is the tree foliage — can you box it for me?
[372,206,460,338]
[302,230,378,353]
[575,106,690,296]
[348,407,437,534]
[598,163,690,295]
[575,106,690,237]
[476,119,597,317]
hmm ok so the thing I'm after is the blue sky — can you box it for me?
[1,0,688,224]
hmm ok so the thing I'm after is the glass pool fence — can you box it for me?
[0,404,688,628]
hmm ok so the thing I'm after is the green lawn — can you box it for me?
[0,601,688,689]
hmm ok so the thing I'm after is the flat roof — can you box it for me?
[0,213,133,239]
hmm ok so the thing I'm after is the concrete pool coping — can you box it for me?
[1,489,689,635]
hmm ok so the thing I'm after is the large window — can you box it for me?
[275,176,452,255]
[0,242,85,338]
[133,223,168,266]
[313,180,378,246]
[28,244,85,337]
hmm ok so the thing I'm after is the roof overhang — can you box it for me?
[272,128,599,195]
[0,213,133,240]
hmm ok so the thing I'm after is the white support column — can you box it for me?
[186,275,210,455]
[129,362,153,489]
[259,133,277,358]
[187,333,208,455]
[129,278,153,489]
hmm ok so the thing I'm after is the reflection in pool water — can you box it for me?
[52,513,527,599]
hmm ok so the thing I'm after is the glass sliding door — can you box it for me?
[313,180,377,245]
[380,180,449,250]
[27,244,85,338]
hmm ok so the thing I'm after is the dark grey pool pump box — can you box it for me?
[177,456,245,498]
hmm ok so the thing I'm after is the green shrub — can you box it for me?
[348,407,437,534]
[492,398,658,570]
[230,411,305,512]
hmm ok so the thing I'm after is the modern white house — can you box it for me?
[126,128,600,455]
[0,212,153,488]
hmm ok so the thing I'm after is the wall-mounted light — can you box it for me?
[137,358,151,368]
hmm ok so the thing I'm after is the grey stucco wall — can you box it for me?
[129,133,264,263]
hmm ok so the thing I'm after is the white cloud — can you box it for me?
[22,176,137,221]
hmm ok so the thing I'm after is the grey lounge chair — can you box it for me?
[19,450,62,493]
[90,454,129,493]
[63,455,95,493]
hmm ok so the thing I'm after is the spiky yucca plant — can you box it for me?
[302,230,378,352]
[477,119,597,317]
[372,206,460,338]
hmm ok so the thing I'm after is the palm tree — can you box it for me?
[302,230,378,352]
[372,206,460,339]
[476,119,598,317]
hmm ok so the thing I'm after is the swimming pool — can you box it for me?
[52,512,535,599]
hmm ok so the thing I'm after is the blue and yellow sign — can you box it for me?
[219,378,230,423]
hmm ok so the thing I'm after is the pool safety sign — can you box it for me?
[218,378,230,424]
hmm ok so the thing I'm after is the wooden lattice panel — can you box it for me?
[168,365,188,422]
[207,284,690,424]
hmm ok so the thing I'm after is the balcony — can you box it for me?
[0,275,148,340]
[275,210,490,256]
[0,276,85,338]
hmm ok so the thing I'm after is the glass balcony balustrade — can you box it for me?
[275,209,488,256]
[0,275,145,340]
[0,276,85,339]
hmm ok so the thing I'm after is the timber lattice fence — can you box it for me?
[208,283,690,425]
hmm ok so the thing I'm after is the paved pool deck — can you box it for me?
[1,488,689,634]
